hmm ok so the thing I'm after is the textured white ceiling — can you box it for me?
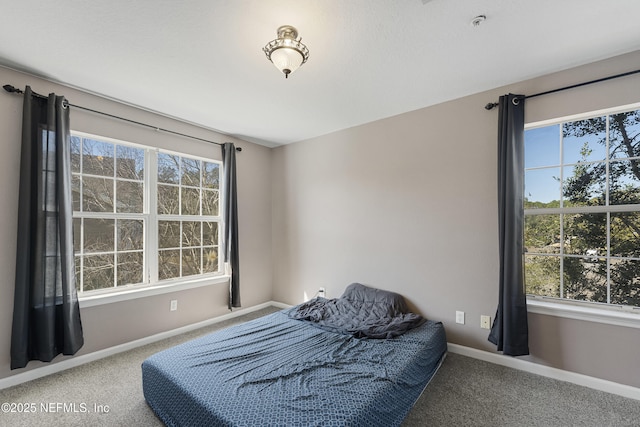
[1,0,640,147]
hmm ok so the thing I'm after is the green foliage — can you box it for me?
[562,257,607,304]
[524,211,559,249]
[609,260,640,305]
[525,255,560,297]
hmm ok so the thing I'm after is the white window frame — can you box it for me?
[71,131,227,308]
[524,102,640,328]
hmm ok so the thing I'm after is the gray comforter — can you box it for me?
[287,283,424,338]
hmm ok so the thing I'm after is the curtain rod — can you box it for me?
[484,68,640,111]
[2,84,241,151]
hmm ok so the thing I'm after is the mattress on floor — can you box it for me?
[142,310,447,427]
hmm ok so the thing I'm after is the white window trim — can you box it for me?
[524,101,640,327]
[79,274,230,308]
[526,101,640,130]
[527,297,640,329]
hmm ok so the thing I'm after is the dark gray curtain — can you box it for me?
[221,143,240,309]
[11,87,84,369]
[488,93,529,356]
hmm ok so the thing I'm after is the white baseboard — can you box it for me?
[447,343,640,401]
[0,301,286,390]
[3,304,637,403]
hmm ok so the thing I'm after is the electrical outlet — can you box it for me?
[170,300,178,311]
[455,311,465,324]
[481,315,491,329]
[318,287,326,298]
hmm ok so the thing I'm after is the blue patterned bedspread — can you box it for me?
[142,310,447,427]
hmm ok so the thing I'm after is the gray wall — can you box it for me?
[2,51,640,389]
[0,66,273,381]
[271,50,640,388]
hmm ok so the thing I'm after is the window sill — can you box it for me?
[79,275,230,308]
[527,297,640,329]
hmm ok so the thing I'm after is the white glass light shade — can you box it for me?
[263,25,309,78]
[270,47,304,76]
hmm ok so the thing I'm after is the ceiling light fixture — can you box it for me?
[471,15,486,27]
[263,25,309,78]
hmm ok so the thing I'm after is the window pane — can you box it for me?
[525,255,560,297]
[611,212,640,258]
[158,249,180,280]
[203,247,218,273]
[563,257,607,304]
[72,175,81,211]
[562,117,607,164]
[562,163,605,207]
[83,218,114,253]
[117,251,143,286]
[83,254,114,291]
[181,158,201,187]
[525,168,561,208]
[42,130,56,171]
[157,184,179,215]
[182,247,201,276]
[73,218,81,252]
[525,125,560,168]
[182,221,201,247]
[203,162,219,189]
[609,159,640,205]
[116,180,144,213]
[116,145,144,179]
[83,176,114,212]
[181,187,200,215]
[44,171,56,212]
[609,110,640,160]
[82,138,114,176]
[158,221,180,249]
[158,153,179,184]
[75,256,82,292]
[203,222,218,246]
[610,259,640,306]
[524,214,560,254]
[203,189,219,216]
[118,219,144,251]
[563,213,606,256]
[71,136,81,173]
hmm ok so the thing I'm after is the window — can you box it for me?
[71,132,222,296]
[156,152,220,281]
[524,107,640,309]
